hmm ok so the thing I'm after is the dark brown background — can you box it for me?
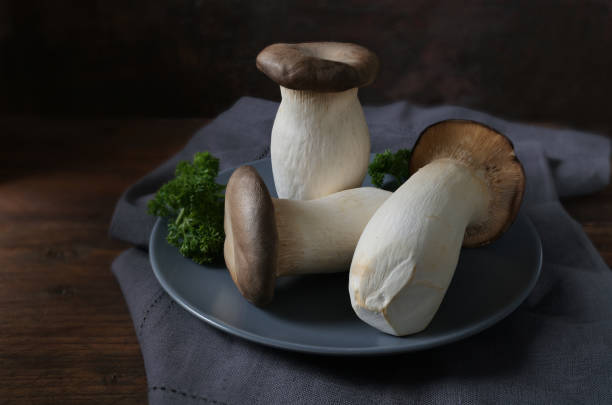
[1,2,611,404]
[1,0,612,133]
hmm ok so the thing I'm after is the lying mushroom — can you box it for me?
[256,42,379,200]
[349,120,525,336]
[224,165,390,306]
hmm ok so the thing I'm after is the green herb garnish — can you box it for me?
[148,152,225,264]
[368,148,412,191]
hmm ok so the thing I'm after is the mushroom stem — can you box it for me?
[349,159,490,336]
[271,86,370,200]
[273,186,389,276]
[223,165,390,305]
[349,120,525,336]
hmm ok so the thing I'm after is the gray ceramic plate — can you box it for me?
[150,158,542,356]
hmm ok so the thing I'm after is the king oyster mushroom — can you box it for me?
[224,165,390,306]
[256,42,379,200]
[349,120,525,336]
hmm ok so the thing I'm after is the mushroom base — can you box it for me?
[349,159,490,336]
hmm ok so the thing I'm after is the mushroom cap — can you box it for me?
[224,165,278,306]
[256,42,379,92]
[409,120,525,247]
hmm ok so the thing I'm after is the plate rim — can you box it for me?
[149,158,543,356]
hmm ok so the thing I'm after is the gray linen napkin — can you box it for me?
[110,97,612,404]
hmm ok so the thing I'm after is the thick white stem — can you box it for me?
[271,87,371,200]
[273,187,390,276]
[349,159,490,336]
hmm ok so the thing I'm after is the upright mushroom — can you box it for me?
[349,120,525,336]
[256,42,379,200]
[224,165,390,306]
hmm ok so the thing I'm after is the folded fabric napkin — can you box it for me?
[110,97,611,404]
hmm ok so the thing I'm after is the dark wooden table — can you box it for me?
[1,117,610,404]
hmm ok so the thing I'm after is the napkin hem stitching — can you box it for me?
[138,289,166,336]
[150,385,229,404]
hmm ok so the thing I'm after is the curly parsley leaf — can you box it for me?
[368,149,412,191]
[148,151,225,264]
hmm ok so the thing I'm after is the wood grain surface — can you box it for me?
[0,117,609,404]
[0,117,208,404]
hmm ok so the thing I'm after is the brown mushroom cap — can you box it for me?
[256,42,379,92]
[223,165,278,306]
[409,120,525,247]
